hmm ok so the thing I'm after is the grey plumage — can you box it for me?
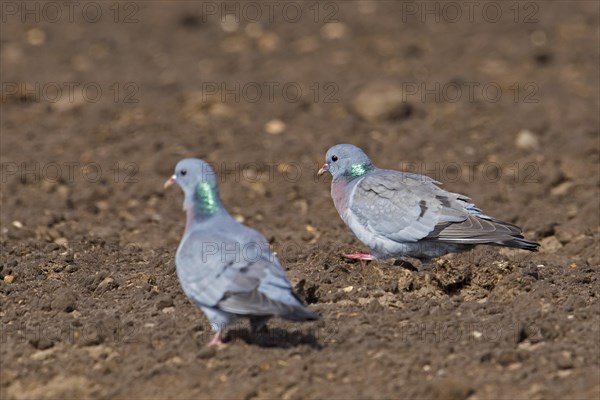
[166,158,317,346]
[319,144,539,264]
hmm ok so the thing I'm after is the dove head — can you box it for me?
[319,144,374,181]
[165,158,221,215]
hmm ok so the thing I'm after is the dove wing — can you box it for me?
[348,170,469,242]
[176,227,313,318]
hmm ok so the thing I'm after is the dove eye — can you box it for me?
[180,169,187,176]
[331,155,338,162]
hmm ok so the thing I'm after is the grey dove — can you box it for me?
[318,144,539,268]
[165,158,318,347]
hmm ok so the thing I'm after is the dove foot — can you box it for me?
[342,253,373,269]
[207,331,225,348]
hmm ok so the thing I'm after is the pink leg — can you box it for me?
[342,253,373,269]
[207,330,225,348]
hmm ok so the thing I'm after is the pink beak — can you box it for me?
[318,163,330,176]
[163,175,176,189]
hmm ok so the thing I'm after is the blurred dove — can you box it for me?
[318,144,539,268]
[165,158,318,347]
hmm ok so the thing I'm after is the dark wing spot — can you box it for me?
[418,200,428,219]
[435,195,452,208]
[216,261,235,278]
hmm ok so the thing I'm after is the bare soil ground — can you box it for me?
[1,1,599,399]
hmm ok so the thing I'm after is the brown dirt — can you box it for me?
[1,2,599,399]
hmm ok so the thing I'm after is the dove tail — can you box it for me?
[281,305,320,321]
[429,215,540,252]
[219,290,319,321]
[494,236,540,252]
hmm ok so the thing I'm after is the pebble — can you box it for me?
[30,337,54,350]
[530,30,547,46]
[54,237,68,247]
[26,28,46,46]
[294,36,320,54]
[257,31,280,53]
[321,22,347,40]
[515,129,540,151]
[220,14,238,33]
[551,181,573,197]
[428,378,473,400]
[197,347,216,359]
[156,295,174,309]
[51,290,77,312]
[539,236,562,253]
[30,347,57,361]
[95,276,117,294]
[351,82,412,122]
[265,119,286,135]
[245,23,263,39]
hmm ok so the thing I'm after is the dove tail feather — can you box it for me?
[280,306,320,321]
[492,236,540,251]
[429,215,540,251]
[219,290,319,321]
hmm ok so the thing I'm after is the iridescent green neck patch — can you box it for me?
[195,182,218,215]
[348,163,371,178]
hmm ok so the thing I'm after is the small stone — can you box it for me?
[3,275,14,283]
[556,353,574,369]
[156,295,174,309]
[342,286,353,293]
[367,299,384,313]
[27,28,46,46]
[257,31,280,53]
[351,82,412,122]
[96,277,118,294]
[65,265,78,273]
[166,356,184,366]
[557,369,572,378]
[551,181,573,197]
[220,14,239,33]
[30,347,57,361]
[54,237,68,247]
[12,221,23,229]
[428,378,473,400]
[197,347,216,359]
[30,337,54,350]
[294,36,319,54]
[245,23,263,38]
[496,350,520,366]
[265,119,286,135]
[515,129,540,151]
[539,236,562,253]
[51,290,77,312]
[95,201,109,211]
[530,30,547,46]
[321,22,347,40]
